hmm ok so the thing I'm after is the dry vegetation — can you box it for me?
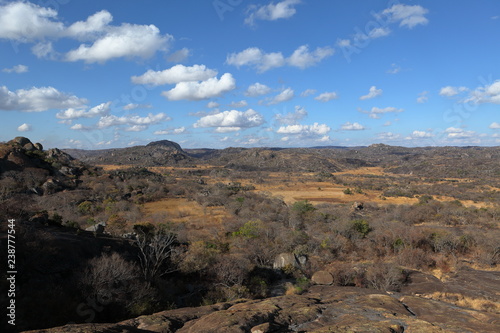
[1,138,499,331]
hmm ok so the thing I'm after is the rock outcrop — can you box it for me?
[25,286,500,333]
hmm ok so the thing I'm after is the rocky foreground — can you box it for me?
[26,284,499,333]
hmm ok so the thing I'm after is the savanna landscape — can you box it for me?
[1,137,499,332]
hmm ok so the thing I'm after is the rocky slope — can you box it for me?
[25,284,500,332]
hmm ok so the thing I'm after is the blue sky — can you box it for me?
[0,0,499,149]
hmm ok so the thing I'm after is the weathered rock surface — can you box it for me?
[24,286,500,333]
[311,270,334,285]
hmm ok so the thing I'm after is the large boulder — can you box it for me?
[11,136,32,146]
[273,253,299,270]
[311,271,334,285]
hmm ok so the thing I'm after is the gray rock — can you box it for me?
[12,136,31,146]
[34,142,43,150]
[273,253,299,270]
[23,142,35,151]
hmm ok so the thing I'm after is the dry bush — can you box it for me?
[365,263,407,291]
[396,248,435,270]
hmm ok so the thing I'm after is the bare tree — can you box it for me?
[135,228,177,281]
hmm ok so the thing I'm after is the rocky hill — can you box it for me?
[65,140,192,167]
[26,280,500,333]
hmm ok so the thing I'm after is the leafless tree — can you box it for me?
[135,228,177,281]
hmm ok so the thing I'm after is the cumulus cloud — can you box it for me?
[0,2,172,63]
[161,73,236,101]
[267,88,294,105]
[207,101,220,108]
[340,122,365,131]
[377,132,402,141]
[277,123,331,138]
[17,123,31,132]
[154,127,186,135]
[66,23,172,63]
[439,86,468,97]
[382,4,429,29]
[0,85,87,112]
[0,2,63,41]
[411,130,433,138]
[445,127,476,139]
[359,86,382,100]
[131,64,217,86]
[465,80,500,104]
[360,106,403,119]
[2,64,28,73]
[315,92,338,102]
[226,47,285,72]
[97,112,170,131]
[56,102,111,119]
[167,48,190,63]
[227,44,333,72]
[194,109,264,129]
[489,122,500,129]
[70,123,91,131]
[287,45,334,69]
[245,0,301,26]
[245,83,272,97]
[275,105,308,125]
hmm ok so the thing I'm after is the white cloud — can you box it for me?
[315,92,338,102]
[489,122,500,129]
[194,109,264,129]
[417,91,429,103]
[65,10,113,40]
[123,103,152,110]
[0,2,173,63]
[445,127,476,139]
[382,4,429,29]
[245,0,301,26]
[245,83,272,97]
[341,122,365,131]
[131,64,217,86]
[287,45,334,69]
[300,89,317,97]
[377,132,402,141]
[56,102,111,119]
[70,123,91,131]
[31,41,58,59]
[2,64,28,73]
[215,127,242,133]
[65,23,172,63]
[411,130,433,138]
[207,101,220,108]
[465,80,500,104]
[226,47,285,72]
[268,88,294,105]
[0,2,64,41]
[275,105,308,125]
[167,48,190,63]
[97,112,169,130]
[277,123,330,136]
[359,86,382,100]
[361,106,403,119]
[227,44,332,72]
[228,100,248,108]
[439,86,467,97]
[161,73,236,101]
[368,27,391,38]
[336,39,351,47]
[17,123,31,132]
[0,85,87,112]
[154,126,186,135]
